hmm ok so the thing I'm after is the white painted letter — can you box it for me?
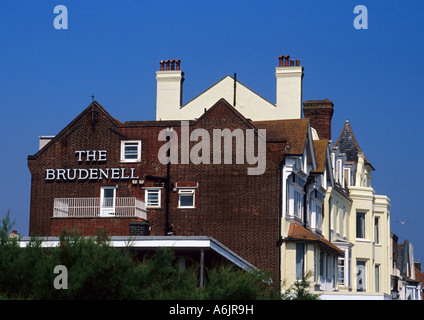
[45,169,56,180]
[98,150,107,161]
[75,150,85,162]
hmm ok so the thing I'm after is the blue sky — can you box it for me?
[1,1,423,262]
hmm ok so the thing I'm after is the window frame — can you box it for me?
[100,186,117,216]
[120,140,142,163]
[178,188,195,209]
[356,211,366,239]
[356,260,366,292]
[338,257,345,286]
[375,264,380,292]
[145,188,161,208]
[296,243,305,280]
[374,217,380,244]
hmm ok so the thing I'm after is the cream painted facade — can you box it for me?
[321,125,392,300]
[346,155,391,298]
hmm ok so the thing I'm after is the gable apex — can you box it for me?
[195,98,256,130]
[28,101,122,160]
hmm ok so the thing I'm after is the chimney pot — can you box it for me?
[278,56,284,67]
[296,60,300,66]
[176,60,181,70]
[165,60,170,70]
[290,59,294,66]
[170,59,175,70]
[160,60,165,71]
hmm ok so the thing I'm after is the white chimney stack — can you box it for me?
[275,55,304,119]
[156,59,184,120]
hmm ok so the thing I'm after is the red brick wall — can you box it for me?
[28,100,286,279]
[303,99,334,140]
[50,217,140,236]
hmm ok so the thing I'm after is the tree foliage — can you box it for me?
[0,212,281,300]
[281,271,320,300]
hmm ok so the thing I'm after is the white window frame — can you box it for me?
[338,257,345,286]
[289,173,305,220]
[374,217,380,244]
[296,243,305,280]
[356,211,366,240]
[120,140,142,162]
[356,260,367,292]
[178,188,195,209]
[100,186,117,216]
[145,188,161,208]
[375,264,380,292]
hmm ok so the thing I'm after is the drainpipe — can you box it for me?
[277,160,284,292]
[165,158,171,235]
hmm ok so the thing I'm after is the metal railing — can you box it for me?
[53,197,147,219]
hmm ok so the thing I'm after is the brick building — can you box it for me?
[28,56,391,295]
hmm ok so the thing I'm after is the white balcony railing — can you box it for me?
[53,197,147,219]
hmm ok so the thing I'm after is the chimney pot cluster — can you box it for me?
[160,59,181,71]
[278,55,300,67]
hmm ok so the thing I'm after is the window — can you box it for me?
[290,173,305,220]
[178,189,195,208]
[374,217,379,244]
[375,265,380,292]
[406,287,414,300]
[121,140,141,162]
[344,168,351,186]
[294,190,303,218]
[296,243,305,280]
[145,189,161,208]
[356,212,366,239]
[337,159,343,185]
[356,260,366,292]
[315,203,322,229]
[320,250,325,278]
[338,257,345,286]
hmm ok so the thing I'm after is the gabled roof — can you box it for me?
[181,75,275,109]
[311,139,329,174]
[286,221,344,256]
[335,120,374,170]
[28,101,123,160]
[415,267,424,285]
[195,98,257,130]
[252,118,310,155]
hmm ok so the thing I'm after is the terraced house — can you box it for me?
[27,56,393,298]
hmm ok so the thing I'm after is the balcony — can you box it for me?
[53,197,147,219]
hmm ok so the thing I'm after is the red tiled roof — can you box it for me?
[311,139,328,174]
[415,267,424,284]
[252,118,310,155]
[287,221,344,256]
